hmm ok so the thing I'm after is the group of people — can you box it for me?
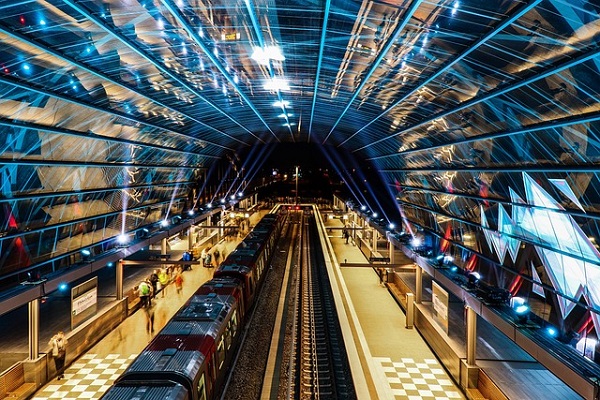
[137,265,185,333]
[199,246,225,268]
[137,266,185,307]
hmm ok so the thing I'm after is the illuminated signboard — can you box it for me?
[222,32,240,41]
[71,277,98,329]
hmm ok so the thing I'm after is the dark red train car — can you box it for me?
[213,213,284,308]
[101,212,285,400]
[102,286,241,400]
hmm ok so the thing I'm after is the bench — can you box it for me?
[1,363,36,400]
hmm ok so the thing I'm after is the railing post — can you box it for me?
[406,293,414,329]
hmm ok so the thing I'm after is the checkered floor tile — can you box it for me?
[375,357,464,399]
[32,354,138,400]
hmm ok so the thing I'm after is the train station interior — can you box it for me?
[0,0,599,399]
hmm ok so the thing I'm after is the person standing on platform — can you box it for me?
[138,280,151,307]
[144,302,155,333]
[158,268,169,298]
[49,331,67,380]
[149,270,159,300]
[174,268,184,296]
[378,268,384,286]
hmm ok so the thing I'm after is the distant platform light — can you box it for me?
[160,220,169,228]
[513,304,530,323]
[360,205,367,211]
[467,271,481,287]
[514,305,529,314]
[510,296,526,308]
[450,266,458,272]
[81,249,91,257]
[220,198,226,204]
[410,237,422,247]
[207,203,213,208]
[546,327,557,337]
[188,210,195,216]
[388,223,395,230]
[372,212,378,218]
[106,262,114,268]
[238,192,243,197]
[230,195,236,200]
[58,283,68,291]
[117,234,129,244]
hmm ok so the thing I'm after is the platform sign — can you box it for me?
[432,281,449,334]
[71,277,98,329]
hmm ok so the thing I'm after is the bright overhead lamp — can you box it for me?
[264,77,290,91]
[251,45,285,65]
[117,233,129,245]
[273,100,290,108]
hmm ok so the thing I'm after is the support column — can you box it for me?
[372,228,378,253]
[389,240,395,264]
[28,298,39,360]
[415,265,422,303]
[466,306,477,365]
[116,259,124,301]
[161,238,167,255]
[188,226,194,249]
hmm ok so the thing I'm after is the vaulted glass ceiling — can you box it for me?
[1,1,600,336]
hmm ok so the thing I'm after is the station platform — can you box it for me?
[321,213,464,400]
[320,211,583,400]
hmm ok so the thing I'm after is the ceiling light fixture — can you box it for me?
[264,77,290,91]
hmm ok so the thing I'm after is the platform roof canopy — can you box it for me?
[1,1,600,286]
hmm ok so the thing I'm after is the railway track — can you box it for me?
[293,211,355,399]
[223,207,355,399]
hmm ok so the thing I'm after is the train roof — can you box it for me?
[101,383,188,400]
[214,263,252,275]
[125,349,203,376]
[176,292,236,322]
[194,278,243,296]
